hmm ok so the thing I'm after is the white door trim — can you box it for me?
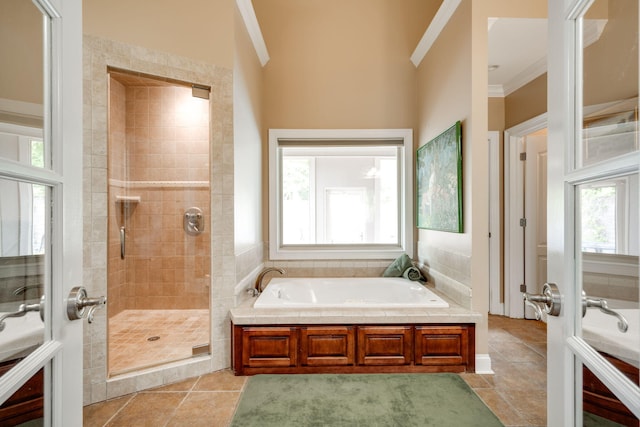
[488,131,503,315]
[503,114,547,318]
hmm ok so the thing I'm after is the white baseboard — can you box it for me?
[475,354,494,374]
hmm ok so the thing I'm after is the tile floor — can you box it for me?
[84,315,547,427]
[108,309,210,375]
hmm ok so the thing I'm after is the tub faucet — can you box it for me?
[251,267,286,296]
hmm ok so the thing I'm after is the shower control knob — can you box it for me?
[67,286,107,323]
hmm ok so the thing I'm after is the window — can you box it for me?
[269,129,413,260]
[579,174,639,255]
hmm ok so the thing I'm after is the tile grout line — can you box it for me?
[100,393,137,427]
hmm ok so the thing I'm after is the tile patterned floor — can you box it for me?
[108,309,210,375]
[461,315,548,427]
[86,315,547,426]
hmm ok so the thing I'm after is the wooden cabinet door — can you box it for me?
[357,326,412,366]
[300,326,355,366]
[241,327,298,368]
[414,325,470,367]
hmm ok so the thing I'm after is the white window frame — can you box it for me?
[269,128,413,260]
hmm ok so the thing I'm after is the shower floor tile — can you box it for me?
[108,309,210,376]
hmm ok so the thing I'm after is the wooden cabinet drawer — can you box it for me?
[357,326,412,366]
[0,360,44,425]
[414,325,469,367]
[241,327,298,368]
[300,326,355,366]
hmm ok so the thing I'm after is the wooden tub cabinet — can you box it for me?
[232,323,475,375]
[583,352,639,426]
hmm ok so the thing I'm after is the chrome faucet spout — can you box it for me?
[253,267,286,296]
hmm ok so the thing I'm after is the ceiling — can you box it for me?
[488,18,548,97]
[488,17,608,98]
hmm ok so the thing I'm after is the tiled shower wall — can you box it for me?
[107,76,210,315]
[83,35,234,405]
[107,78,126,315]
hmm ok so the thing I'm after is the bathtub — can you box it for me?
[253,277,449,308]
[0,311,44,363]
[583,306,639,368]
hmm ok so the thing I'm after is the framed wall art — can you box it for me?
[416,121,462,232]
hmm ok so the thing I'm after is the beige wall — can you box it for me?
[485,0,546,18]
[256,0,438,130]
[0,0,43,106]
[584,0,638,106]
[255,0,440,247]
[417,0,537,358]
[83,0,235,69]
[417,2,472,259]
[233,5,265,276]
[505,74,547,129]
[488,97,505,132]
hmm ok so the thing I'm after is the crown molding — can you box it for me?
[488,85,505,98]
[410,0,462,67]
[236,0,270,67]
[502,55,547,96]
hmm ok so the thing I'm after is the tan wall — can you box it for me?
[256,0,438,131]
[417,0,526,357]
[233,5,265,273]
[584,0,638,106]
[83,0,234,69]
[488,97,505,132]
[417,2,472,259]
[0,0,43,105]
[485,0,546,18]
[505,74,547,129]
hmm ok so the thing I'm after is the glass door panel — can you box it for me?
[578,174,639,426]
[577,0,639,424]
[579,0,639,169]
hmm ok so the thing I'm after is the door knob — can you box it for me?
[523,282,561,320]
[67,286,106,323]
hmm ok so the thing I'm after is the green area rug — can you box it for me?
[230,373,504,427]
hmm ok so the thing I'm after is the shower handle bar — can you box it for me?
[120,226,125,259]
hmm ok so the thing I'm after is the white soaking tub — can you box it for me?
[253,277,449,308]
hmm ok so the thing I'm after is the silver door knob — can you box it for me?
[67,286,106,323]
[523,282,561,320]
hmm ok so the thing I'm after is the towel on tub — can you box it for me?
[382,253,413,277]
[402,266,425,282]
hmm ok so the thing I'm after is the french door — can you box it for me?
[0,0,83,425]
[546,0,639,425]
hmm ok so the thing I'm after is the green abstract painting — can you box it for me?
[416,121,462,232]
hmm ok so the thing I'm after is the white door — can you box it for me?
[524,133,547,319]
[0,0,84,425]
[546,0,640,425]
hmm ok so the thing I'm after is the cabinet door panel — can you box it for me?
[357,326,412,366]
[414,326,469,367]
[300,326,355,366]
[241,327,298,368]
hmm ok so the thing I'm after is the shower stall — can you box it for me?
[106,69,211,376]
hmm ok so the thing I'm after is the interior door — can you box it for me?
[0,0,83,425]
[524,133,547,319]
[547,0,640,425]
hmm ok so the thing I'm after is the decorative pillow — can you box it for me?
[382,253,413,277]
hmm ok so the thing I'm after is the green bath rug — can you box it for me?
[230,373,504,427]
